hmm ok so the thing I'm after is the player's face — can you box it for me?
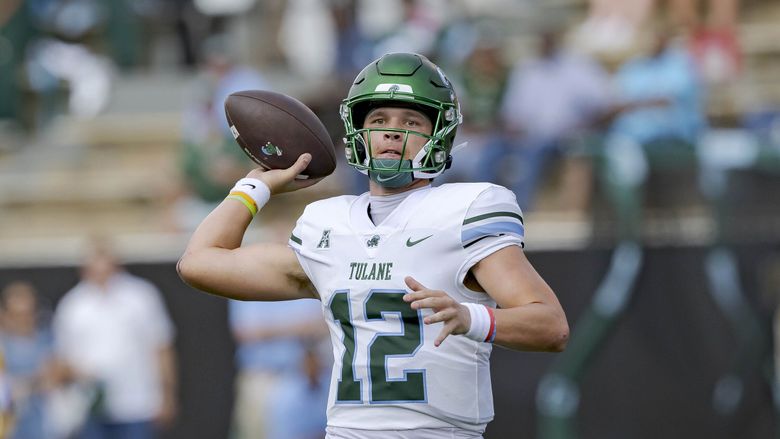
[363,107,433,160]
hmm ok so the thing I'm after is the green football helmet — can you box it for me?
[340,52,462,186]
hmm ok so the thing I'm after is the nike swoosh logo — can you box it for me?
[406,235,433,247]
[241,183,256,189]
[376,174,400,182]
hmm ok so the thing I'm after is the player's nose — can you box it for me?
[383,131,403,141]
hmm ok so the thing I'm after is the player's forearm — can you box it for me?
[187,199,254,252]
[178,200,253,287]
[492,303,569,352]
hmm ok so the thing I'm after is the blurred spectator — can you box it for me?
[369,0,445,59]
[435,33,510,186]
[17,0,116,131]
[278,0,337,79]
[669,0,739,31]
[266,340,330,439]
[0,0,37,130]
[457,38,509,134]
[228,298,326,439]
[193,0,256,16]
[609,30,705,148]
[601,28,705,240]
[228,221,326,439]
[0,353,12,439]
[170,33,266,231]
[0,281,55,439]
[51,240,177,439]
[671,0,742,84]
[574,0,653,59]
[742,108,780,149]
[331,0,372,82]
[475,30,612,211]
[25,38,114,120]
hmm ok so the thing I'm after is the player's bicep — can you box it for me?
[471,245,559,309]
[178,242,315,301]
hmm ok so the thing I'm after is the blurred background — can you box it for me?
[1,0,780,438]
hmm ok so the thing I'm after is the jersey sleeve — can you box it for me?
[287,207,316,283]
[457,185,525,283]
[287,203,332,289]
[288,216,305,253]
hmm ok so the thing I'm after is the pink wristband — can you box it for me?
[462,303,496,343]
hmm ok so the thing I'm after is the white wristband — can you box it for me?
[461,303,496,343]
[227,178,271,216]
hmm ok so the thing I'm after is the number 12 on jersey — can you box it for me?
[328,290,427,403]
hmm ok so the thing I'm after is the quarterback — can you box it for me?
[178,52,569,438]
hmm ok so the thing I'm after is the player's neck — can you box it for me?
[368,178,431,196]
[367,183,431,225]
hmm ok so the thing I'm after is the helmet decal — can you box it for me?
[375,83,414,94]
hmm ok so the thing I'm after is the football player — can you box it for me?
[178,52,569,439]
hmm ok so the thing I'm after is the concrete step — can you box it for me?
[0,202,168,240]
[0,140,178,205]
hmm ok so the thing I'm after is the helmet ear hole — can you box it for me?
[445,154,453,170]
[351,102,370,129]
[354,135,368,162]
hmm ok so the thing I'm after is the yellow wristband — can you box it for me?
[226,193,258,216]
[227,178,270,218]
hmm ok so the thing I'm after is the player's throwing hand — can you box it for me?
[246,153,320,194]
[403,276,471,347]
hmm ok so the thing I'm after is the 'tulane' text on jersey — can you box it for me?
[349,262,393,281]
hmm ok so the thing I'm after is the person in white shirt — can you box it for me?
[475,30,612,211]
[53,241,177,439]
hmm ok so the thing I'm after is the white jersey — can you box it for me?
[289,183,524,434]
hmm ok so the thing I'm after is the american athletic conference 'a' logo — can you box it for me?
[317,230,331,249]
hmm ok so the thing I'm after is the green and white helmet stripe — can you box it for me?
[340,52,462,180]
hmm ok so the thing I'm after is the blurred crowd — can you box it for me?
[0,237,330,439]
[157,0,776,229]
[2,0,779,222]
[0,240,180,439]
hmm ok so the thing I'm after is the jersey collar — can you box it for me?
[349,185,433,234]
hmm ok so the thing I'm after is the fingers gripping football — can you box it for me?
[246,153,320,194]
[403,276,471,347]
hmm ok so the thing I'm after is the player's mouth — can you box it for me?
[375,148,403,159]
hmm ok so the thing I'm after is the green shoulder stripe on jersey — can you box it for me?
[463,211,524,225]
[290,233,302,245]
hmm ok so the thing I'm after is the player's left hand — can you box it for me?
[403,276,471,347]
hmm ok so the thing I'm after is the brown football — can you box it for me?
[224,90,336,179]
